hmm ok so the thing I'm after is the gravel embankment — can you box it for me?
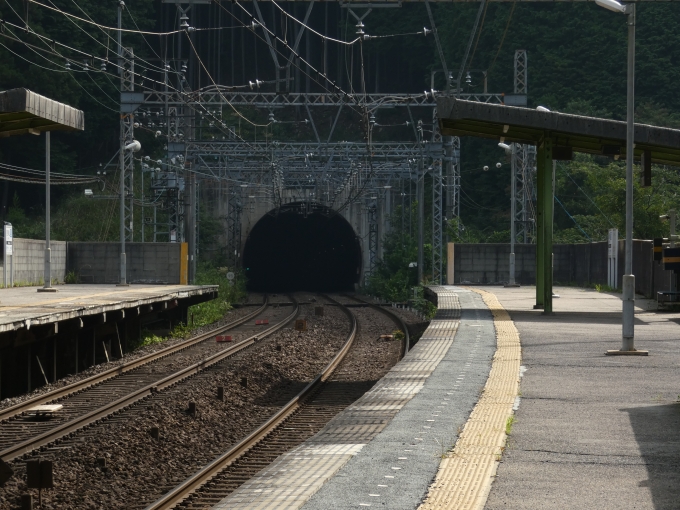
[0,295,350,510]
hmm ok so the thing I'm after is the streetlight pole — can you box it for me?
[597,0,647,355]
[508,144,518,287]
[622,1,637,351]
[38,131,56,292]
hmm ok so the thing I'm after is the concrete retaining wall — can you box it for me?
[453,240,672,298]
[67,242,185,284]
[0,238,66,286]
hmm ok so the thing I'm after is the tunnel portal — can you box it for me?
[242,202,362,292]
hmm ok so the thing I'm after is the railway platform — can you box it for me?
[211,285,680,509]
[212,286,498,509]
[0,284,217,398]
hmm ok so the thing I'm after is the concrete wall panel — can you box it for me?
[1,239,66,286]
[67,242,182,284]
[453,241,669,298]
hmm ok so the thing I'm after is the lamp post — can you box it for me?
[597,0,646,354]
[119,140,141,287]
[38,132,57,292]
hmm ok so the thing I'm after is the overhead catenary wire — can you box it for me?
[0,16,255,145]
[559,163,616,228]
[6,1,421,211]
[5,1,355,141]
[269,0,359,46]
[467,0,490,73]
[220,0,358,108]
[28,0,183,36]
[554,195,592,241]
[488,1,517,75]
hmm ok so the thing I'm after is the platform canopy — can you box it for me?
[0,88,84,138]
[436,95,680,314]
[436,96,680,166]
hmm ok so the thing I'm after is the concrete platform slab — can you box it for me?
[0,284,217,333]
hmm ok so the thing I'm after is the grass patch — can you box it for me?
[130,264,249,349]
[187,265,247,327]
[140,330,166,347]
[593,283,618,293]
[505,415,516,435]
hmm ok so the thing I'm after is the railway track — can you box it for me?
[144,294,409,510]
[0,295,299,463]
[343,293,411,357]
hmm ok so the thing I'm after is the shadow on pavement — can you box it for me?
[624,403,680,510]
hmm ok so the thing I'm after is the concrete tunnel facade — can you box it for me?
[242,202,363,291]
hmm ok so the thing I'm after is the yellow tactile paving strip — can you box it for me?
[419,287,521,510]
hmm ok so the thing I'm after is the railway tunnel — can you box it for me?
[242,202,362,292]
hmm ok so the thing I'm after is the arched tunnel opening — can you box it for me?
[242,202,362,292]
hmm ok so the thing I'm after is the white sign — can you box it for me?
[4,224,12,256]
[607,228,618,289]
[226,272,235,281]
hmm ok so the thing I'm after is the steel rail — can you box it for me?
[0,297,300,463]
[0,297,269,423]
[144,294,358,510]
[343,294,411,357]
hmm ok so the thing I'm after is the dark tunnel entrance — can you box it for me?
[242,202,362,292]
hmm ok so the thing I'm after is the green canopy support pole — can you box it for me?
[535,142,545,310]
[535,136,554,313]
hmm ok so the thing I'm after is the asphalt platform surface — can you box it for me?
[483,286,680,510]
[302,288,496,510]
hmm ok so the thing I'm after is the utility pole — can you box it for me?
[417,151,425,285]
[118,0,136,285]
[185,169,197,284]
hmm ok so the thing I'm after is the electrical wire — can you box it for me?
[488,1,516,75]
[0,18,254,145]
[554,195,592,241]
[10,1,389,205]
[269,0,359,46]
[467,0,489,72]
[559,163,616,228]
[219,1,357,106]
[184,32,269,128]
[0,161,99,179]
[0,41,67,72]
[21,0,347,138]
[124,3,161,60]
[28,0,182,36]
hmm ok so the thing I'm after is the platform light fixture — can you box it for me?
[595,0,627,13]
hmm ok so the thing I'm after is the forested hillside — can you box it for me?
[0,0,679,246]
